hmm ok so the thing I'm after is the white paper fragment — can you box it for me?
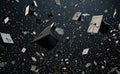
[22,31,29,35]
[34,69,39,73]
[82,48,89,55]
[4,17,9,24]
[0,62,6,67]
[104,9,108,13]
[62,67,67,70]
[82,13,90,17]
[33,12,38,16]
[93,61,97,66]
[108,67,118,74]
[21,48,26,53]
[31,57,37,62]
[72,12,82,21]
[25,5,30,16]
[0,33,14,44]
[55,28,64,35]
[85,63,91,68]
[101,65,105,69]
[75,4,78,7]
[16,0,19,2]
[55,0,61,5]
[113,8,117,18]
[36,52,40,56]
[41,53,44,57]
[32,31,37,35]
[118,24,120,30]
[87,15,103,34]
[116,70,120,74]
[82,71,85,74]
[115,40,119,44]
[65,58,69,61]
[31,65,37,71]
[33,0,38,7]
[11,61,15,64]
[66,36,70,40]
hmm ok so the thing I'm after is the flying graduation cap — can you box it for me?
[87,15,109,34]
[32,23,59,50]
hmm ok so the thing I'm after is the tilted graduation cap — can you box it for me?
[32,23,59,50]
[0,32,14,44]
[87,15,109,34]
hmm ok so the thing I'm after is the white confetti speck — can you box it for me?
[4,17,9,24]
[82,48,89,55]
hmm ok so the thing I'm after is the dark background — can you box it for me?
[0,0,120,74]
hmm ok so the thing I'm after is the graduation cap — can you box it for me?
[87,15,109,34]
[25,5,38,16]
[0,32,14,44]
[72,12,82,21]
[32,23,59,50]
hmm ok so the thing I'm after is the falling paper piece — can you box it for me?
[85,63,91,68]
[33,0,38,7]
[16,0,19,2]
[41,53,44,57]
[31,57,37,62]
[82,13,90,17]
[55,28,64,35]
[0,33,14,44]
[55,0,61,5]
[82,48,89,55]
[82,71,85,74]
[21,48,26,53]
[31,65,37,71]
[116,70,120,74]
[0,62,6,67]
[104,9,108,13]
[62,67,67,70]
[72,12,82,21]
[93,61,97,66]
[87,15,103,34]
[108,67,118,74]
[33,12,38,16]
[4,17,9,24]
[118,24,120,30]
[32,31,37,35]
[22,31,29,35]
[25,5,30,16]
[11,61,15,65]
[101,65,105,69]
[113,8,117,18]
